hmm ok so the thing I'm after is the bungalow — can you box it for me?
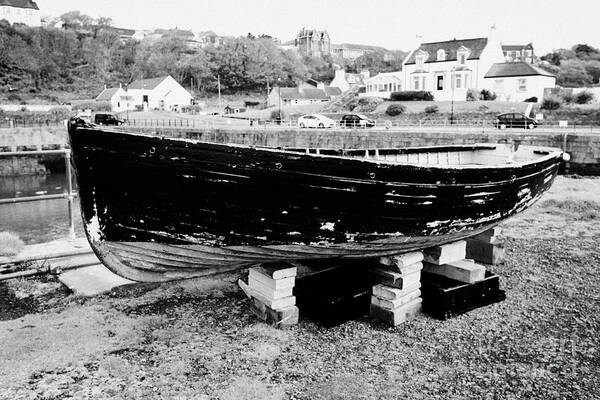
[483,62,556,101]
[0,0,40,26]
[126,75,193,111]
[95,84,136,112]
[361,71,403,98]
[329,69,370,92]
[268,83,341,107]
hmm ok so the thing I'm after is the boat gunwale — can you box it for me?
[71,124,564,172]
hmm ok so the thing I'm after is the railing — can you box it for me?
[0,120,66,129]
[124,117,600,134]
[0,149,77,239]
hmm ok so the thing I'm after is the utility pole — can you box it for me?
[450,67,456,126]
[217,74,222,112]
[266,78,270,107]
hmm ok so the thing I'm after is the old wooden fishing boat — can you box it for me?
[67,118,564,282]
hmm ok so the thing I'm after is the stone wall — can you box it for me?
[131,127,600,175]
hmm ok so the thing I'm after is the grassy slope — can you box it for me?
[1,177,599,399]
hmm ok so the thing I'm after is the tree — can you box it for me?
[557,59,593,87]
[584,60,600,84]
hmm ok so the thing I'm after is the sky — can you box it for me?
[36,0,600,54]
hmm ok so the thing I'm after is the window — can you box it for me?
[416,55,425,69]
[455,74,462,89]
[413,76,420,90]
[436,75,444,91]
[518,78,527,92]
[437,49,446,61]
[459,54,466,65]
[494,79,504,93]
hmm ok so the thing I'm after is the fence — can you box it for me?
[0,149,77,239]
[0,120,66,129]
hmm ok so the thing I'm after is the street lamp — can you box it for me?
[450,67,456,125]
[277,78,282,124]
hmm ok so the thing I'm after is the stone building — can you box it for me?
[294,28,331,57]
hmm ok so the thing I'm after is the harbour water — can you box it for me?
[0,172,84,244]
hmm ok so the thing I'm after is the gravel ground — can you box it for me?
[1,176,599,400]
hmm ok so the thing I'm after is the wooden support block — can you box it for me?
[372,283,421,301]
[422,259,486,283]
[424,240,466,265]
[251,297,299,326]
[250,289,296,311]
[476,227,502,239]
[379,252,424,273]
[247,277,294,299]
[238,278,252,299]
[249,262,297,280]
[371,268,421,289]
[370,297,422,326]
[466,240,505,265]
[371,289,421,310]
[248,269,295,290]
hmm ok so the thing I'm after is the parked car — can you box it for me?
[339,113,376,128]
[494,113,537,130]
[298,114,335,128]
[94,113,124,126]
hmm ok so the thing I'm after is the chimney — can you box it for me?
[104,84,107,90]
[119,83,122,89]
[335,69,345,80]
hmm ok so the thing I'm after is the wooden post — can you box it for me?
[64,149,76,240]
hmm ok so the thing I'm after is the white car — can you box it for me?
[297,114,335,129]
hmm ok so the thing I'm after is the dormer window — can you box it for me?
[457,47,469,65]
[416,55,425,69]
[437,49,446,61]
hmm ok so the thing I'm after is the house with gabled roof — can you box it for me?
[126,75,192,111]
[483,62,555,101]
[330,69,370,92]
[502,43,534,63]
[402,27,505,101]
[95,84,136,112]
[0,0,40,26]
[268,81,341,107]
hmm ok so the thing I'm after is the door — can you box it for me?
[436,75,444,91]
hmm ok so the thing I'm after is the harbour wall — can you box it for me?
[132,127,600,175]
[0,125,599,175]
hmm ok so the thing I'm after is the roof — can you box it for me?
[278,87,330,100]
[365,72,402,83]
[96,87,120,101]
[333,43,389,52]
[405,37,488,65]
[128,76,170,90]
[324,86,342,96]
[484,62,556,78]
[501,44,533,51]
[345,73,365,85]
[0,0,38,9]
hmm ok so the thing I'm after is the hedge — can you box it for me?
[389,91,434,101]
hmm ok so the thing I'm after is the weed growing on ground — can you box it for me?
[0,231,24,256]
[540,199,600,220]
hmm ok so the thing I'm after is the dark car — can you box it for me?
[339,113,376,128]
[94,113,124,126]
[494,113,537,129]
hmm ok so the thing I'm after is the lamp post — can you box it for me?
[277,78,282,124]
[450,67,456,125]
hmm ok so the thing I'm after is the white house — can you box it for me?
[361,71,403,98]
[268,83,341,107]
[330,69,370,92]
[126,75,193,111]
[0,0,41,26]
[402,29,505,101]
[95,85,136,112]
[483,62,556,101]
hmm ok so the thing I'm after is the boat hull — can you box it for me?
[68,123,562,282]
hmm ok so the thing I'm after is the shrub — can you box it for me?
[424,105,439,114]
[524,96,538,103]
[541,96,561,110]
[270,109,285,121]
[48,106,73,120]
[73,100,112,112]
[466,89,480,101]
[575,91,594,104]
[561,91,575,105]
[354,97,383,112]
[480,89,497,101]
[385,104,406,116]
[389,91,433,101]
[478,105,490,112]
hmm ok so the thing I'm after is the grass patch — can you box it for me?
[540,199,600,220]
[0,231,24,256]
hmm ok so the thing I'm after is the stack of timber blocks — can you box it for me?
[238,263,299,327]
[466,227,505,265]
[370,252,424,326]
[422,240,486,283]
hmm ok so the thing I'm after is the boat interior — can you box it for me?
[282,144,557,166]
